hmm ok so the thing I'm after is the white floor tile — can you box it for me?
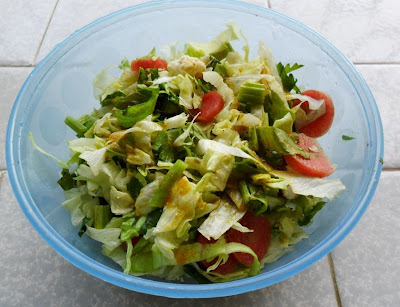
[331,172,400,306]
[0,172,337,306]
[0,0,56,65]
[355,65,400,168]
[270,0,400,63]
[36,0,151,63]
[0,68,33,169]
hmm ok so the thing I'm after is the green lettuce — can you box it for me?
[85,226,121,249]
[115,86,159,128]
[257,127,309,158]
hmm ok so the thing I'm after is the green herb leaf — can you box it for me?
[342,135,355,141]
[57,169,76,191]
[153,131,175,163]
[276,62,304,93]
[78,217,91,237]
[127,176,144,200]
[139,208,163,235]
[115,86,159,128]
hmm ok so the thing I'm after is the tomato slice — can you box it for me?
[190,91,224,122]
[293,90,334,138]
[226,212,271,267]
[122,235,142,251]
[283,133,335,177]
[196,234,238,275]
[131,58,168,71]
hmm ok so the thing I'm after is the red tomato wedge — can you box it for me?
[196,234,238,275]
[283,133,335,178]
[226,212,271,267]
[131,58,168,71]
[190,91,224,122]
[122,235,142,251]
[293,90,334,138]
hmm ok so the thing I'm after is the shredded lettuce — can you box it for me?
[29,133,68,169]
[275,172,345,201]
[85,226,121,249]
[197,139,253,159]
[198,200,246,240]
[184,23,243,60]
[195,150,234,192]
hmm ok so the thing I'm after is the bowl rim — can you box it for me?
[6,0,384,298]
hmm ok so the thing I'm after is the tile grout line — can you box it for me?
[354,62,400,65]
[0,64,34,68]
[32,0,60,65]
[328,253,342,307]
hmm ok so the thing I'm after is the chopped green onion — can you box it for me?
[246,127,259,151]
[64,116,87,135]
[150,159,188,207]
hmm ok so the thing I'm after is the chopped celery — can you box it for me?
[237,81,266,105]
[94,204,112,229]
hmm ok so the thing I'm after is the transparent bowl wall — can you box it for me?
[6,0,383,298]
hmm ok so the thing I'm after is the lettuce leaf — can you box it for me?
[195,150,234,192]
[29,133,68,169]
[109,186,134,215]
[258,42,282,86]
[85,226,122,249]
[266,90,293,124]
[174,237,260,277]
[197,139,253,160]
[275,172,346,201]
[61,193,92,227]
[164,113,188,130]
[198,200,246,240]
[79,147,107,176]
[171,74,201,110]
[135,172,165,216]
[154,176,199,235]
[184,23,242,60]
[256,127,309,158]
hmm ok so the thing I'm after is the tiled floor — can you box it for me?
[1,0,399,306]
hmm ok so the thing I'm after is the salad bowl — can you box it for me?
[6,0,383,298]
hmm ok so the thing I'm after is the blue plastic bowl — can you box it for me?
[6,0,383,298]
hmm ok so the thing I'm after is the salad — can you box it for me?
[32,24,345,283]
